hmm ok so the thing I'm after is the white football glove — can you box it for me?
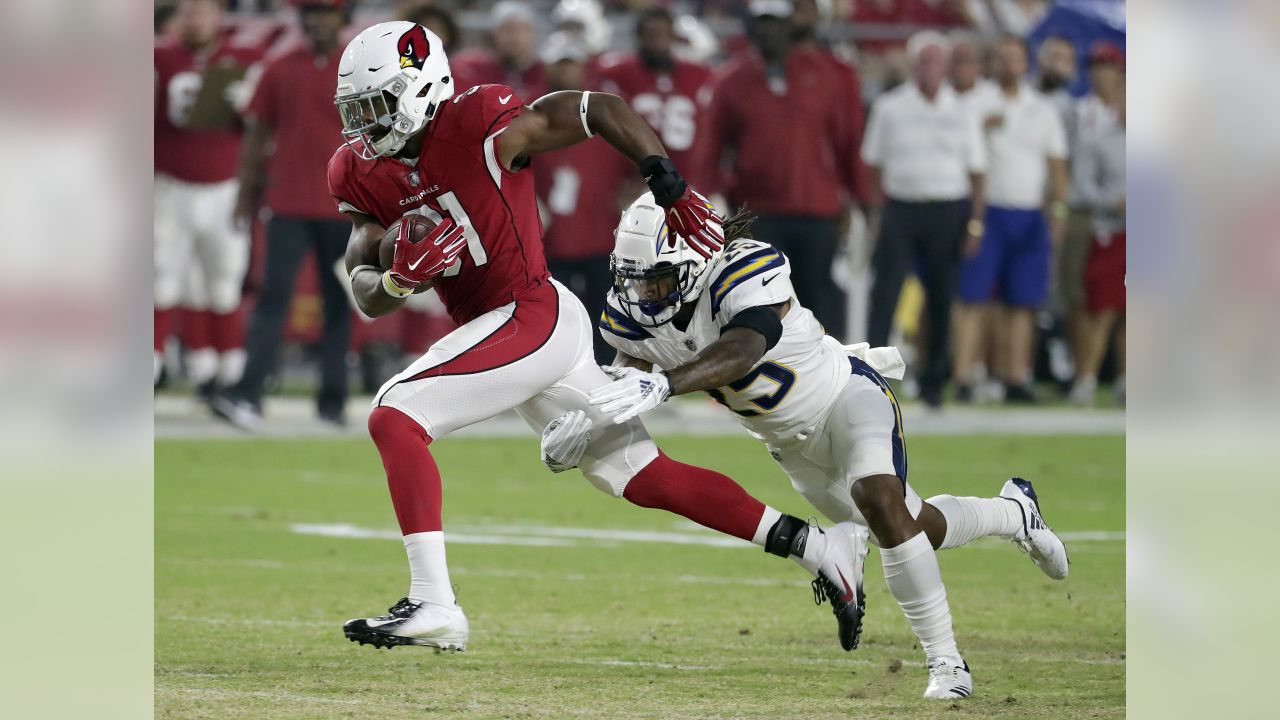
[540,409,593,473]
[589,370,671,424]
[599,364,650,381]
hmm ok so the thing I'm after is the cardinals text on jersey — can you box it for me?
[599,238,850,443]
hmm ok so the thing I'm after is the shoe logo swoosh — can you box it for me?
[365,618,402,628]
[499,94,512,104]
[836,569,855,603]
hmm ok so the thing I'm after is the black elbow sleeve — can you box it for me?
[722,306,783,351]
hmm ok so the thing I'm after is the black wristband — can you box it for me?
[722,305,784,351]
[638,155,687,208]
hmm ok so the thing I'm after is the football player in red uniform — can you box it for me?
[597,7,712,186]
[154,0,261,396]
[328,22,868,653]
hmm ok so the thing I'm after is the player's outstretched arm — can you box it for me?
[589,303,788,424]
[343,211,405,318]
[500,91,723,257]
[500,91,664,167]
[666,323,773,396]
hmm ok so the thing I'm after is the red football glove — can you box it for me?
[388,218,468,289]
[664,187,724,259]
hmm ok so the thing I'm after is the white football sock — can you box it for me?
[881,532,961,664]
[928,494,1022,549]
[751,506,782,547]
[404,531,456,608]
[186,348,218,386]
[218,348,246,386]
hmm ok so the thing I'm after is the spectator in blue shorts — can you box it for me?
[951,35,1068,403]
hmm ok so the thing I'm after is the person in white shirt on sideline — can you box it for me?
[951,34,1069,404]
[949,31,998,118]
[861,31,987,409]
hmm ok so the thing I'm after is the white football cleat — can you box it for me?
[924,657,973,699]
[343,598,469,652]
[810,521,869,651]
[1001,477,1069,580]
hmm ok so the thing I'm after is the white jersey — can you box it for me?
[599,238,851,443]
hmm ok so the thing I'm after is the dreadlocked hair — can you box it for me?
[720,207,757,244]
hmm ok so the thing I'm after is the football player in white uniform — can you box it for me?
[540,194,1071,700]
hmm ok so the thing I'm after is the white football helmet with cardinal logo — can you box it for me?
[335,21,454,160]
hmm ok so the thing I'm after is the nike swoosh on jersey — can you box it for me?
[761,273,781,286]
[499,94,513,104]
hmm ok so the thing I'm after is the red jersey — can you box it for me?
[533,137,633,261]
[450,50,549,101]
[247,44,345,219]
[695,48,866,216]
[154,39,261,183]
[327,84,550,326]
[597,56,711,183]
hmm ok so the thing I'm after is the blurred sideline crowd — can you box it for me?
[154,0,1125,427]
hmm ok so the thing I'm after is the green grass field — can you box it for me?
[156,434,1124,719]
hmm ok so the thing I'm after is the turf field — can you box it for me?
[156,433,1124,719]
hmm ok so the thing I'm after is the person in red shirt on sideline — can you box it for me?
[315,22,867,654]
[696,0,867,341]
[597,6,712,187]
[211,0,351,428]
[154,0,261,397]
[534,33,635,364]
[449,2,547,99]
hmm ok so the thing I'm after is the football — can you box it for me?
[378,213,439,270]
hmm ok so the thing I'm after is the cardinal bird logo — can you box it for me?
[397,26,430,70]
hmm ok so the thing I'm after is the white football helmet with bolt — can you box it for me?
[609,192,724,327]
[335,21,454,160]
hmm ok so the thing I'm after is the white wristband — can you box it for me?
[579,90,594,138]
[380,271,414,298]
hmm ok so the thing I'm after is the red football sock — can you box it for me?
[623,451,766,542]
[209,308,244,352]
[154,308,174,353]
[182,309,214,350]
[368,406,442,535]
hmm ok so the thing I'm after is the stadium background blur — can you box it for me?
[153,0,1126,426]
